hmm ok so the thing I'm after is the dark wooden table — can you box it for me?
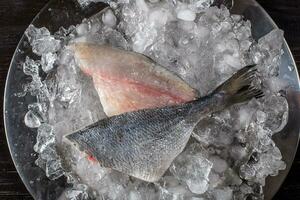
[0,0,300,199]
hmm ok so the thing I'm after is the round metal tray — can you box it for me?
[3,0,300,199]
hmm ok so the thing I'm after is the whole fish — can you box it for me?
[69,43,198,117]
[66,63,262,182]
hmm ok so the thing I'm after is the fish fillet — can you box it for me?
[66,64,262,182]
[69,43,198,116]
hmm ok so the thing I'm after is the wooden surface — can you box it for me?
[0,0,300,199]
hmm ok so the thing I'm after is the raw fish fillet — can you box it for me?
[66,64,263,182]
[69,43,198,116]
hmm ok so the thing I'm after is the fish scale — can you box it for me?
[67,102,202,181]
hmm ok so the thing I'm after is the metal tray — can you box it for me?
[3,0,300,199]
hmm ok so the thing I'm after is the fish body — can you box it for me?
[69,43,198,116]
[66,62,262,182]
[67,94,218,182]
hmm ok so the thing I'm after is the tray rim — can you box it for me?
[3,0,300,199]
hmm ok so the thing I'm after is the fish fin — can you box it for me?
[214,64,264,105]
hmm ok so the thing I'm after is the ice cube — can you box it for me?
[54,64,82,107]
[32,36,61,56]
[195,25,210,41]
[252,29,284,77]
[255,110,267,125]
[210,156,228,173]
[136,0,149,13]
[24,110,41,128]
[149,8,172,26]
[59,184,90,200]
[126,181,158,200]
[92,171,129,199]
[23,56,40,77]
[170,144,212,194]
[236,106,255,129]
[222,53,241,69]
[187,179,209,195]
[46,159,64,180]
[119,0,175,53]
[188,0,214,13]
[240,138,286,185]
[234,183,253,199]
[35,135,65,180]
[193,116,234,147]
[208,171,223,189]
[76,0,105,8]
[25,25,61,56]
[127,190,142,200]
[41,53,57,73]
[239,163,256,180]
[258,29,284,54]
[132,29,157,53]
[33,123,55,153]
[25,25,51,44]
[266,76,288,93]
[57,49,78,72]
[35,156,46,170]
[229,145,248,161]
[159,189,183,200]
[103,28,130,49]
[212,187,233,200]
[28,103,45,116]
[75,155,109,190]
[177,9,196,21]
[102,9,117,28]
[159,185,185,200]
[224,168,242,186]
[262,94,288,131]
[57,85,81,106]
[55,26,76,41]
[75,23,91,36]
[261,150,285,184]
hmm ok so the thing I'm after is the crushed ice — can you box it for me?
[21,0,289,199]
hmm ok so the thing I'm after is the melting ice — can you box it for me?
[22,0,289,199]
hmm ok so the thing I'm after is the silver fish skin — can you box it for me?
[66,64,263,182]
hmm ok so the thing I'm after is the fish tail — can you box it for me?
[214,64,264,106]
